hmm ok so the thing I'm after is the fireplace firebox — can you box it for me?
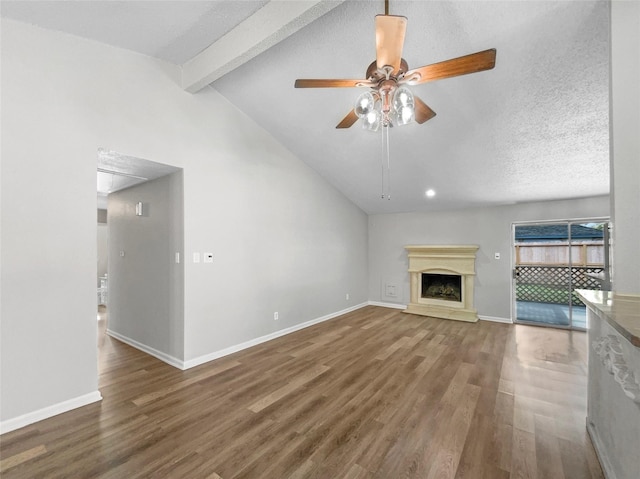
[421,273,462,302]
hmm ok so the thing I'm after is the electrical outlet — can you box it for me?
[274,312,279,320]
[193,252,200,263]
[346,293,350,300]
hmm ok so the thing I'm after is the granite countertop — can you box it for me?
[577,290,640,347]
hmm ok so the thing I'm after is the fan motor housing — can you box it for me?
[366,59,409,84]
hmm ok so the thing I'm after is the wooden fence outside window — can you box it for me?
[515,241,605,306]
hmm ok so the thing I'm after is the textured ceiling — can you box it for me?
[1,0,269,64]
[97,149,181,197]
[1,0,610,214]
[213,0,610,214]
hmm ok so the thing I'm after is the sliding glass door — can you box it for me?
[513,220,609,330]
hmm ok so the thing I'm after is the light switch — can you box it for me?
[494,252,501,260]
[204,253,213,263]
[175,252,180,264]
[193,252,200,263]
[120,250,125,257]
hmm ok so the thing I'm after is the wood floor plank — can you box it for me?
[132,359,242,406]
[0,306,605,479]
[285,458,316,479]
[454,413,509,479]
[425,383,482,479]
[247,364,330,413]
[0,445,47,473]
[511,428,538,479]
[534,414,566,479]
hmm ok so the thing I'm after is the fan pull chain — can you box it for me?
[381,125,385,198]
[380,125,391,200]
[385,125,391,200]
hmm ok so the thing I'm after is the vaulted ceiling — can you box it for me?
[1,0,610,214]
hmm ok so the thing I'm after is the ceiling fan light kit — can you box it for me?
[354,83,416,131]
[295,1,496,197]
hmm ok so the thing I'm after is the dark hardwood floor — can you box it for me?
[1,306,604,478]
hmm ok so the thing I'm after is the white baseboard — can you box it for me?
[183,302,369,370]
[587,420,615,479]
[0,391,102,435]
[478,315,513,324]
[368,301,407,310]
[107,329,185,370]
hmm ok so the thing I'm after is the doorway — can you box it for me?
[512,219,609,330]
[96,149,184,363]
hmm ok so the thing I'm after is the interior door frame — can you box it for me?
[511,216,610,330]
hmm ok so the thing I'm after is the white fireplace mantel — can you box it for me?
[404,245,479,322]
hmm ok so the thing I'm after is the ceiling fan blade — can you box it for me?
[413,96,436,124]
[295,79,373,88]
[375,15,407,74]
[401,48,497,86]
[336,110,358,129]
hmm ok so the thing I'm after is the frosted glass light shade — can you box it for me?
[394,105,415,126]
[354,91,375,118]
[362,110,381,131]
[392,87,415,126]
[395,87,414,106]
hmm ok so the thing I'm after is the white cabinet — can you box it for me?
[578,290,640,479]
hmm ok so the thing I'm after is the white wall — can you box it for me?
[0,19,368,426]
[108,172,184,361]
[368,196,610,321]
[2,22,101,425]
[610,0,640,294]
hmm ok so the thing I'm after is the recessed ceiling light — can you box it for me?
[425,189,436,198]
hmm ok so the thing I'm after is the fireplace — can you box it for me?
[404,245,479,322]
[422,273,462,302]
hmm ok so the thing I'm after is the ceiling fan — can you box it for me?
[294,0,497,130]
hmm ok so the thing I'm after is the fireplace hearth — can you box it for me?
[404,245,479,322]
